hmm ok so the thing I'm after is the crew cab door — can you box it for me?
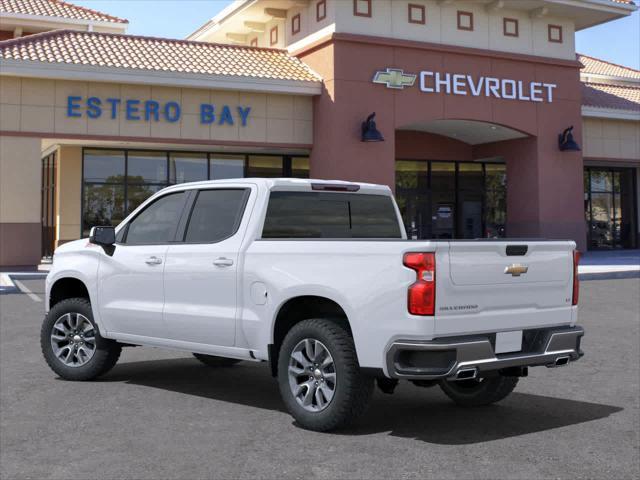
[98,191,188,338]
[162,186,253,347]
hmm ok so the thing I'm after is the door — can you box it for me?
[585,168,638,249]
[98,191,188,337]
[163,187,252,347]
[41,153,56,259]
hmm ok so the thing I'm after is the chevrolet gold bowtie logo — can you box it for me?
[505,264,529,277]
[372,68,416,89]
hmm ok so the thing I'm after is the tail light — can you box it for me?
[403,252,436,315]
[572,250,580,306]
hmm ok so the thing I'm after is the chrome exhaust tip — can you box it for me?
[452,367,478,381]
[548,355,571,368]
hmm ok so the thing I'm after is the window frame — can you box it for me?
[548,24,563,43]
[503,17,519,37]
[178,187,251,245]
[117,190,191,246]
[291,13,301,35]
[457,11,474,31]
[270,25,278,46]
[408,4,426,25]
[353,0,372,18]
[316,0,326,22]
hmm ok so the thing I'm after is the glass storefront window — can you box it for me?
[291,157,310,178]
[431,162,456,239]
[83,150,125,183]
[81,149,308,235]
[484,164,507,239]
[170,152,208,184]
[82,184,125,237]
[210,154,245,179]
[395,160,506,240]
[395,160,429,239]
[247,155,283,177]
[127,151,168,184]
[585,167,637,249]
[458,163,483,239]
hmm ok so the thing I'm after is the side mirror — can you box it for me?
[89,226,115,247]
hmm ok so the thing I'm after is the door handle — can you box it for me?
[145,256,163,265]
[213,257,234,267]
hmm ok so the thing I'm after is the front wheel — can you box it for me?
[41,298,121,381]
[277,319,374,432]
[439,376,518,407]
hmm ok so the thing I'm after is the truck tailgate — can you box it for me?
[435,241,576,336]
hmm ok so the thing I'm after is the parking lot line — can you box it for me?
[13,279,42,303]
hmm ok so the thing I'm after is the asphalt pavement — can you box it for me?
[1,277,638,479]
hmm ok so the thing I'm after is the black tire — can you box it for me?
[41,298,121,381]
[192,353,241,367]
[277,318,374,432]
[439,376,518,407]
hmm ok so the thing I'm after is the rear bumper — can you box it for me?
[385,325,584,380]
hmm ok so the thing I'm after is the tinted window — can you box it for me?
[184,189,249,243]
[262,192,401,238]
[124,192,186,244]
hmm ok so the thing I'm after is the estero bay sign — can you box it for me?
[66,96,252,126]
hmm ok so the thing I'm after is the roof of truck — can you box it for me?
[164,178,392,195]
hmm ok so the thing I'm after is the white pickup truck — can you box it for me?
[42,178,584,431]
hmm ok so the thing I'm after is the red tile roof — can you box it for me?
[579,54,640,80]
[582,82,640,111]
[0,0,128,24]
[0,30,321,83]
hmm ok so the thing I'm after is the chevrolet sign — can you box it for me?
[372,68,417,89]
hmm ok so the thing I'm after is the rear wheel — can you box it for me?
[192,353,241,367]
[277,318,373,432]
[439,376,518,407]
[41,298,121,381]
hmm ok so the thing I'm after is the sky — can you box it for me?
[73,0,639,69]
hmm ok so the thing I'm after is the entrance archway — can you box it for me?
[394,119,532,240]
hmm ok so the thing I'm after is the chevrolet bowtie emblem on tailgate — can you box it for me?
[505,264,529,276]
[372,68,416,89]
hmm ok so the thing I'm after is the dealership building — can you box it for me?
[0,0,638,267]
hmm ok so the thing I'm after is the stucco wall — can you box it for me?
[56,146,82,246]
[0,135,42,266]
[331,0,575,60]
[582,117,640,161]
[0,77,314,146]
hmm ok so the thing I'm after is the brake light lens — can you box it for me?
[403,252,436,315]
[572,250,580,306]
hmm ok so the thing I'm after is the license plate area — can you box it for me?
[495,330,523,354]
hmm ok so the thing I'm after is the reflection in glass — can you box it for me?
[292,157,310,178]
[210,154,244,179]
[83,150,125,182]
[82,184,125,237]
[485,164,506,238]
[585,167,637,249]
[170,153,207,184]
[590,170,612,192]
[590,192,613,248]
[127,151,167,184]
[431,162,456,239]
[395,160,429,239]
[458,163,483,239]
[127,185,164,214]
[247,155,283,177]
